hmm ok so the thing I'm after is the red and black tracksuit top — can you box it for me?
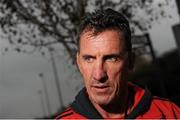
[56,83,180,119]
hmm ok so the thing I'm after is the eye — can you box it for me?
[106,56,119,62]
[104,54,124,62]
[82,56,94,63]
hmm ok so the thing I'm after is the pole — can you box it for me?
[145,33,156,61]
[39,73,52,115]
[48,47,64,107]
[37,90,47,116]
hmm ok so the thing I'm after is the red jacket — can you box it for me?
[56,83,180,119]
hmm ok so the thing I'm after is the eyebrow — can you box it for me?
[104,54,120,58]
[104,53,125,59]
[81,53,126,58]
[82,55,95,59]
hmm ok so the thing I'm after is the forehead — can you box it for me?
[79,30,125,54]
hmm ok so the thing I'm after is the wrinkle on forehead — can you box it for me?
[79,30,125,54]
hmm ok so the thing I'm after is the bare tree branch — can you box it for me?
[0,0,172,63]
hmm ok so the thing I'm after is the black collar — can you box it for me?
[71,86,152,119]
[71,88,103,119]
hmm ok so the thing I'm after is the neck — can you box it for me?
[92,86,132,118]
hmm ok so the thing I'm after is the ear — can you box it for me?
[76,52,82,73]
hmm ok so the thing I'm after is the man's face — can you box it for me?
[77,29,129,106]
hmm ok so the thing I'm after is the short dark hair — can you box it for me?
[77,8,132,53]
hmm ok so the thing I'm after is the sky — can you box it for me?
[0,0,180,118]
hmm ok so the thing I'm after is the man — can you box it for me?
[56,9,180,119]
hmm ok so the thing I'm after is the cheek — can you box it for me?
[106,63,125,91]
[107,63,124,80]
[109,70,122,90]
[81,64,93,85]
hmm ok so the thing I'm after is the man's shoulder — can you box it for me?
[152,96,177,105]
[55,107,73,119]
[150,96,180,116]
[55,107,87,119]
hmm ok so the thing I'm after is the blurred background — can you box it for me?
[0,0,180,118]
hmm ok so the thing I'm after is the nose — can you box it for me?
[93,61,107,81]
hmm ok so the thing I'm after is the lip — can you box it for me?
[92,84,109,88]
[93,85,109,88]
[91,84,110,92]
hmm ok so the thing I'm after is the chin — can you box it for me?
[90,94,113,106]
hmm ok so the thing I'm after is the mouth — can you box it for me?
[93,85,108,88]
[92,84,110,92]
